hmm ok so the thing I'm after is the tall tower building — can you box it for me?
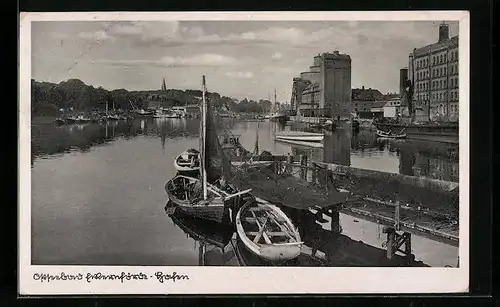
[291,51,352,118]
[320,51,352,119]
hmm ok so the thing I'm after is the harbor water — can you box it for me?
[30,118,459,267]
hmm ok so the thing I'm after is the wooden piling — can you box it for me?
[385,227,395,260]
[404,232,412,260]
[311,163,317,184]
[395,200,401,231]
[300,155,308,180]
[331,210,341,234]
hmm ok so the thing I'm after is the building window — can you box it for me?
[444,67,447,75]
[444,80,447,88]
[433,57,435,65]
[444,54,447,62]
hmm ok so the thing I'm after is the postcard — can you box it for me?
[19,11,469,295]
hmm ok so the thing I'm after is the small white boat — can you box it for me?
[174,149,200,172]
[275,138,324,148]
[275,131,324,142]
[235,197,303,261]
[376,130,407,139]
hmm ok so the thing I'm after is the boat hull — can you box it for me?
[376,131,407,139]
[165,175,226,223]
[275,135,323,142]
[374,122,458,144]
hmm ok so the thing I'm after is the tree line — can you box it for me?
[31,78,275,116]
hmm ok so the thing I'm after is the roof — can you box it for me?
[384,100,401,107]
[383,93,400,100]
[370,100,388,109]
[413,35,459,57]
[351,88,384,101]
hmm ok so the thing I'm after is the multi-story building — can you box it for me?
[351,86,385,119]
[290,51,352,118]
[408,23,459,122]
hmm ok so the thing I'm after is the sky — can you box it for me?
[31,20,459,102]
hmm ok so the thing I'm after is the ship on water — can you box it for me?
[264,89,288,121]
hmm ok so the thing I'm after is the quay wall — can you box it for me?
[312,162,459,218]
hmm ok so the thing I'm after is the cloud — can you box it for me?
[94,53,238,68]
[225,71,254,79]
[261,66,295,74]
[78,30,115,42]
[158,54,237,67]
[272,52,283,60]
[50,32,69,39]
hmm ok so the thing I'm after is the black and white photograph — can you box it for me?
[19,11,469,294]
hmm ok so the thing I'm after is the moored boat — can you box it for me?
[375,130,407,139]
[235,197,303,261]
[165,75,253,223]
[53,118,66,126]
[275,131,324,142]
[165,175,252,223]
[174,148,200,172]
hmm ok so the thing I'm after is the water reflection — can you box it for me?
[31,118,201,164]
[30,118,458,267]
[280,123,458,183]
[165,201,430,267]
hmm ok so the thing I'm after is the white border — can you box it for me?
[19,11,470,295]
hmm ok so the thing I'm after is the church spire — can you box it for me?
[161,78,167,91]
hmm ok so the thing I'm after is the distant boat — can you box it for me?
[53,118,65,126]
[235,197,303,261]
[275,131,324,142]
[107,114,121,121]
[74,115,92,123]
[132,109,155,117]
[376,130,407,139]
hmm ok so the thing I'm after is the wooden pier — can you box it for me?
[231,155,459,264]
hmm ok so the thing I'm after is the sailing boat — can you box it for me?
[265,89,287,121]
[165,76,253,223]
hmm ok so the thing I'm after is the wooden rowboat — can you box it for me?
[174,148,201,172]
[235,197,303,261]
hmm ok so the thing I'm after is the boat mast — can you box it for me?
[200,75,208,200]
[274,88,277,113]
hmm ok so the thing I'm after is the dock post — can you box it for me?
[330,209,341,234]
[300,155,308,180]
[385,227,395,260]
[395,200,401,231]
[404,232,413,263]
[286,153,293,174]
[311,163,317,184]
